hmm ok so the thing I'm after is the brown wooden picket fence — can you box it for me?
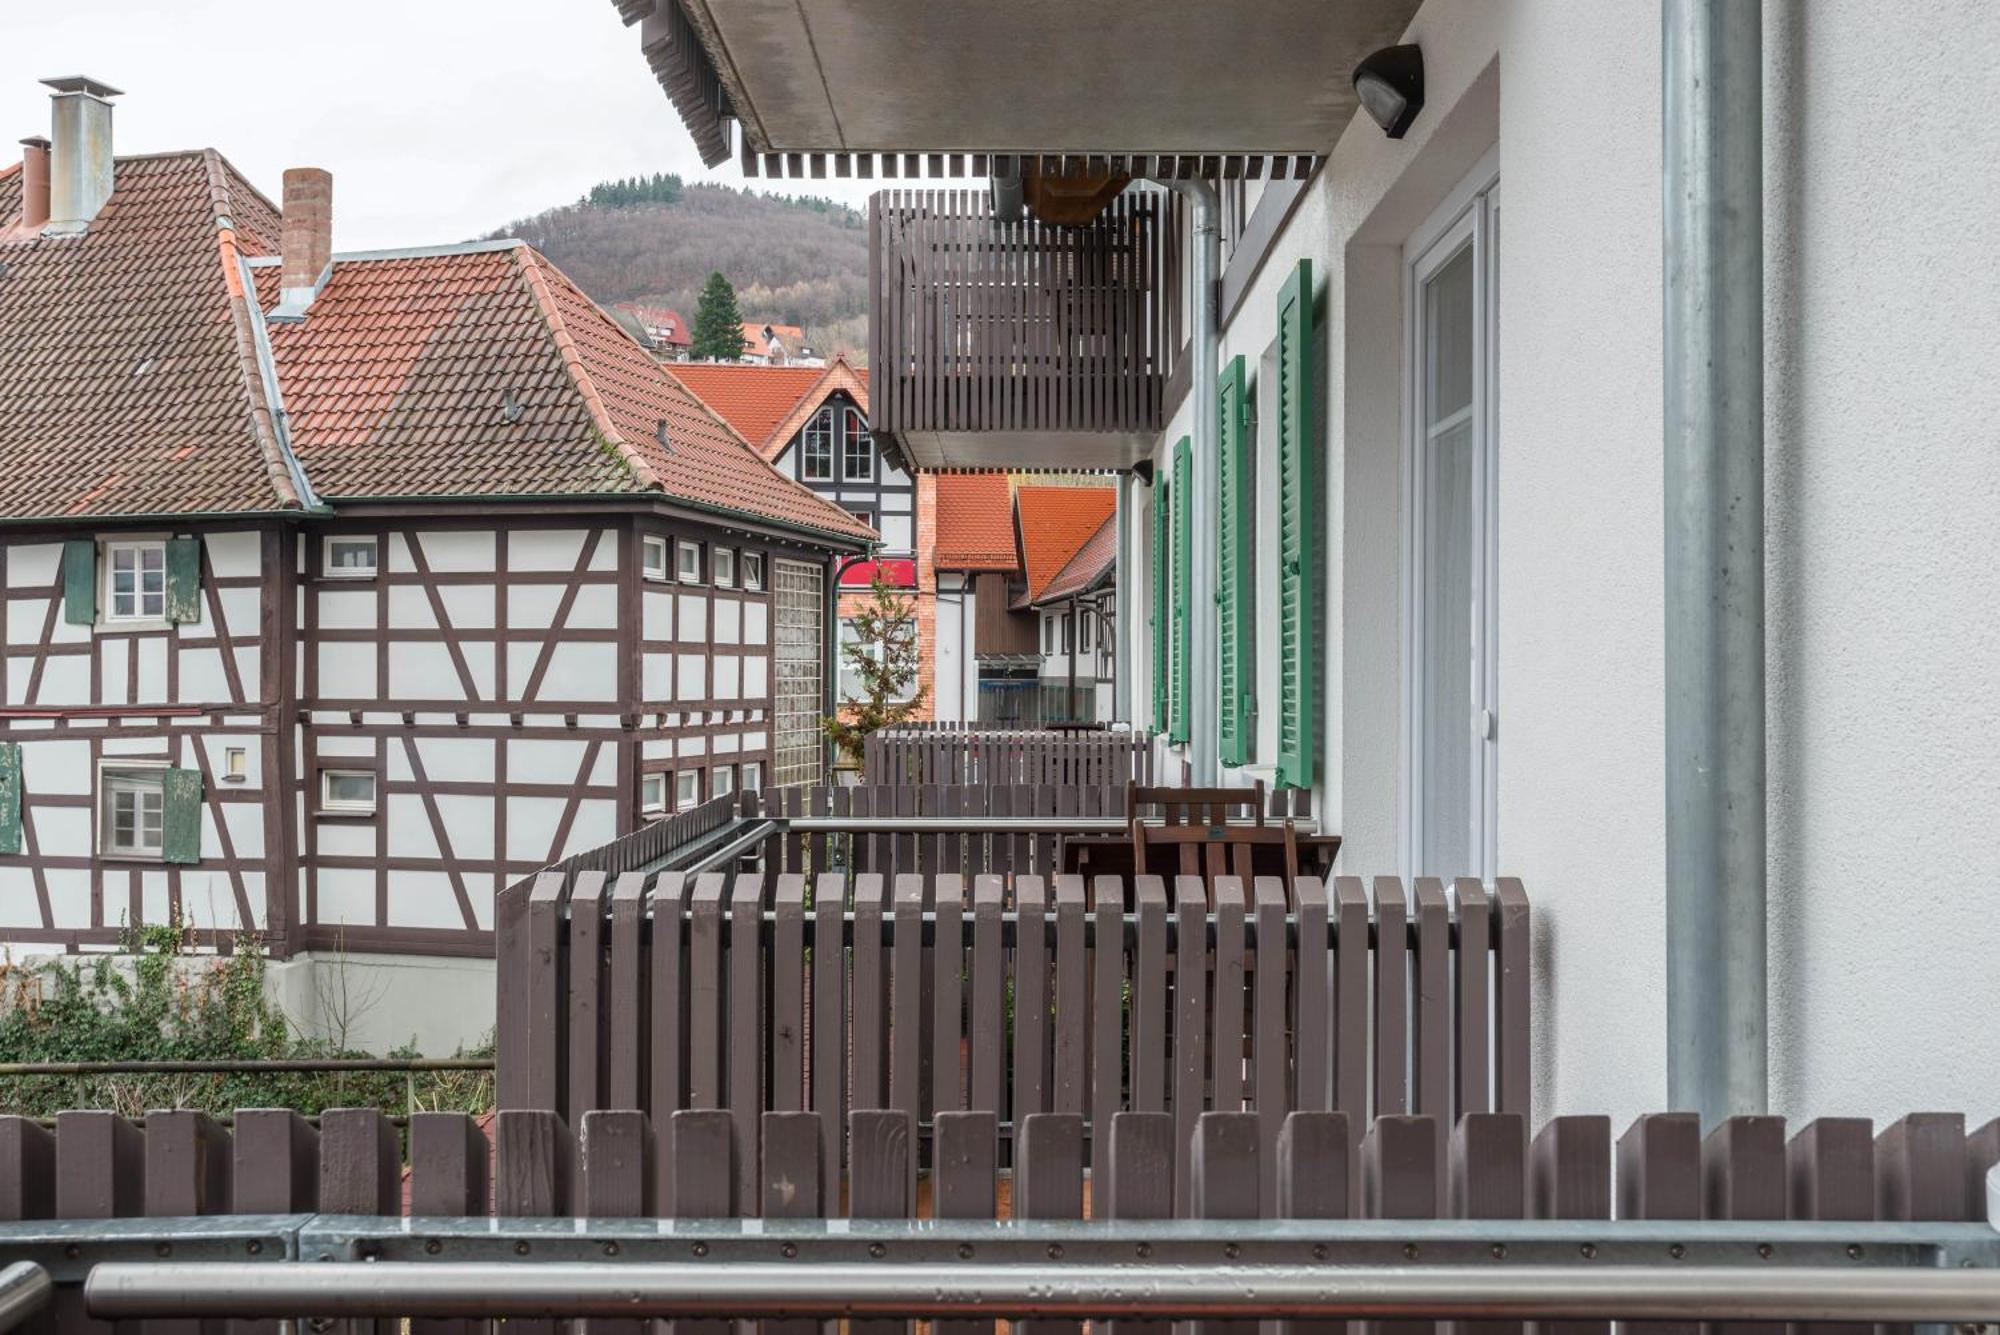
[494,867,1531,1217]
[3,1103,1994,1244]
[862,728,1158,786]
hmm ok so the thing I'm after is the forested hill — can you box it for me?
[488,179,870,362]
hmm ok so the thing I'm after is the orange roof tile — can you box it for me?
[668,358,869,460]
[0,149,305,519]
[933,474,1018,571]
[739,321,805,359]
[1014,485,1118,602]
[1034,508,1117,604]
[255,244,873,543]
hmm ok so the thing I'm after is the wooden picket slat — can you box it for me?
[1130,874,1170,1114]
[1364,1114,1439,1335]
[667,1111,733,1335]
[849,1110,914,1335]
[1411,878,1450,1130]
[934,1112,997,1335]
[1014,873,1051,1126]
[760,1111,822,1335]
[852,873,890,1111]
[1788,1117,1875,1335]
[1371,877,1408,1120]
[1701,1116,1785,1335]
[1332,877,1369,1144]
[607,872,647,1111]
[1492,878,1530,1121]
[1091,874,1127,1132]
[728,872,765,1205]
[933,874,967,1116]
[1210,876,1248,1117]
[1452,878,1491,1121]
[1018,1114,1086,1335]
[813,870,847,1208]
[1278,1111,1351,1335]
[1172,874,1209,1212]
[1052,875,1089,1114]
[772,874,808,1112]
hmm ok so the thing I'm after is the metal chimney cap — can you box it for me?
[40,76,124,99]
[19,136,50,149]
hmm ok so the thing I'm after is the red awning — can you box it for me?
[839,558,918,589]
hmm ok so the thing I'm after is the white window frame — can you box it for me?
[742,552,765,591]
[801,407,836,482]
[1079,610,1093,654]
[711,765,734,799]
[318,768,379,815]
[1401,151,1500,882]
[104,539,168,623]
[677,540,703,584]
[741,761,763,793]
[840,405,874,482]
[640,772,668,815]
[97,759,168,860]
[713,548,736,589]
[675,769,701,811]
[642,535,670,582]
[323,535,379,580]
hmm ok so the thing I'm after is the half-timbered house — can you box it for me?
[671,358,935,720]
[0,81,872,978]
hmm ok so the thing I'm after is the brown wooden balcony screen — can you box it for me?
[869,189,1183,439]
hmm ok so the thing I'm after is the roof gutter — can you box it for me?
[314,491,878,553]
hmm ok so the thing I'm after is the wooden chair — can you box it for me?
[1127,780,1302,890]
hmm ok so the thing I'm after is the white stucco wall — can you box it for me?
[1192,0,2000,1129]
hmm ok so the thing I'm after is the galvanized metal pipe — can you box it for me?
[84,1262,2000,1323]
[1663,0,1767,1128]
[770,815,1317,835]
[1113,475,1132,721]
[1155,179,1221,785]
[0,1263,51,1335]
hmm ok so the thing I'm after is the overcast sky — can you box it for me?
[3,0,878,250]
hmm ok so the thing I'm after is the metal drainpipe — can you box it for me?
[1663,0,1767,1128]
[1154,179,1221,784]
[1112,477,1131,723]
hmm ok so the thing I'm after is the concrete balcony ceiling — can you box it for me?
[641,0,1423,175]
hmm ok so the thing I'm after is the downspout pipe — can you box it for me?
[1153,179,1220,783]
[1663,0,1767,1129]
[1113,478,1131,723]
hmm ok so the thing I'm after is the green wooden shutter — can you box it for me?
[1150,476,1170,732]
[62,540,96,625]
[164,537,201,624]
[1276,259,1316,790]
[0,742,22,856]
[1169,435,1192,745]
[161,767,203,866]
[1217,355,1252,767]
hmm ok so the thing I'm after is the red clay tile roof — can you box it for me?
[0,150,307,519]
[740,321,805,359]
[255,243,873,542]
[1033,508,1117,605]
[615,301,688,346]
[933,473,1019,571]
[668,358,869,460]
[1013,485,1118,603]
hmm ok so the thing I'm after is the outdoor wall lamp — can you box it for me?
[1353,44,1425,139]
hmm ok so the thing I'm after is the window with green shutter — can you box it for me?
[62,539,96,625]
[1276,259,1316,790]
[0,742,22,856]
[1218,355,1252,767]
[1169,435,1192,745]
[1151,476,1170,732]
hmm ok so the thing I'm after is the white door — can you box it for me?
[1405,168,1499,880]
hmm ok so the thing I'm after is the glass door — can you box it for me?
[1406,173,1499,880]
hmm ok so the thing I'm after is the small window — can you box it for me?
[324,536,378,580]
[640,772,668,815]
[320,769,378,815]
[1043,616,1054,656]
[642,535,670,582]
[677,541,703,584]
[841,406,874,482]
[711,765,734,799]
[713,548,736,589]
[801,408,836,481]
[848,507,876,533]
[106,541,167,621]
[1079,612,1093,654]
[741,761,763,793]
[742,553,765,590]
[99,764,166,857]
[676,769,701,810]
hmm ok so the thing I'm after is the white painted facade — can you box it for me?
[1123,0,2000,1129]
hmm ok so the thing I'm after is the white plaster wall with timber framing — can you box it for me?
[0,527,280,953]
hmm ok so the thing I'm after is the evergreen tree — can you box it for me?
[824,573,928,766]
[690,271,748,361]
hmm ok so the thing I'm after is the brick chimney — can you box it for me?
[272,167,333,321]
[17,137,50,230]
[41,76,120,235]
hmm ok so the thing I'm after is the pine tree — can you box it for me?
[824,573,928,766]
[690,271,748,361]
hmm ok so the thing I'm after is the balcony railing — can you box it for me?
[869,188,1183,469]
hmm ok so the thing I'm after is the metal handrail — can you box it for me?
[0,1263,51,1335]
[80,1261,2000,1322]
[0,1057,493,1077]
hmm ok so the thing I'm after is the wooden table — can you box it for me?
[1061,831,1342,881]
